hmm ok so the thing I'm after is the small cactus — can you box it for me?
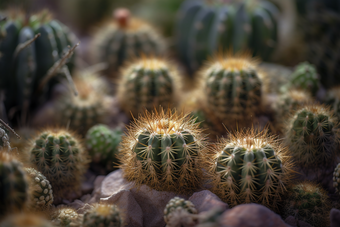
[28,128,90,200]
[0,152,29,215]
[204,128,293,209]
[284,104,340,167]
[51,205,84,227]
[283,181,330,227]
[164,197,197,224]
[83,204,122,227]
[86,124,122,172]
[325,86,340,122]
[119,108,206,193]
[24,167,53,209]
[290,62,319,95]
[0,213,54,227]
[117,57,181,117]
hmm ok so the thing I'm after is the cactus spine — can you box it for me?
[28,128,90,200]
[51,205,84,227]
[83,204,122,227]
[290,62,319,95]
[120,109,206,193]
[205,128,293,209]
[164,197,197,224]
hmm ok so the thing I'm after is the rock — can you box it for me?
[331,208,340,227]
[81,170,97,195]
[219,204,289,227]
[285,216,312,227]
[100,169,134,198]
[89,175,106,203]
[188,190,228,213]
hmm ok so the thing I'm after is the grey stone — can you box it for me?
[331,208,340,227]
[188,190,228,213]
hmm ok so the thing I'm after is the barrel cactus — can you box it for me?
[24,167,53,209]
[325,86,340,122]
[290,62,319,96]
[176,0,279,72]
[51,205,84,227]
[120,109,206,193]
[283,181,330,227]
[284,104,340,167]
[164,197,197,224]
[117,57,180,117]
[83,204,122,227]
[0,10,76,122]
[86,124,122,172]
[0,213,54,227]
[92,8,166,77]
[0,152,29,215]
[28,128,90,200]
[205,128,293,209]
[201,55,262,127]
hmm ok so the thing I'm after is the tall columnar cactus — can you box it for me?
[92,8,166,77]
[284,104,340,167]
[290,62,319,95]
[28,129,90,200]
[86,124,122,171]
[24,167,53,209]
[120,109,206,193]
[164,197,197,224]
[0,213,54,227]
[117,57,180,117]
[51,205,84,227]
[176,0,279,72]
[201,55,262,125]
[83,204,122,227]
[0,152,29,215]
[326,86,340,122]
[204,128,293,209]
[283,181,330,227]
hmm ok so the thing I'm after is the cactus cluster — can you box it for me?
[86,124,122,171]
[205,128,293,209]
[119,109,205,193]
[83,204,122,227]
[117,57,180,117]
[284,104,340,167]
[290,62,319,95]
[28,129,90,199]
[51,205,83,227]
[164,197,197,224]
[0,213,54,227]
[92,8,165,77]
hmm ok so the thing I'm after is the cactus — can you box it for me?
[290,62,319,96]
[83,204,122,227]
[0,213,54,227]
[92,8,166,78]
[28,128,90,200]
[164,197,197,224]
[117,57,180,117]
[326,86,340,122]
[51,205,84,227]
[0,152,29,215]
[283,181,330,227]
[176,0,279,72]
[205,128,293,209]
[86,124,122,172]
[284,104,340,167]
[24,167,53,209]
[119,108,206,193]
[201,55,262,126]
[0,125,10,151]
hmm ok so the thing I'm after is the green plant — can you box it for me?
[325,86,340,122]
[0,213,54,227]
[119,109,206,193]
[86,124,122,172]
[176,0,279,72]
[117,57,180,117]
[284,104,340,167]
[28,128,90,200]
[205,128,293,209]
[51,205,83,227]
[24,167,53,209]
[164,197,197,224]
[83,204,122,227]
[92,8,166,78]
[0,152,29,216]
[283,181,330,227]
[290,62,319,95]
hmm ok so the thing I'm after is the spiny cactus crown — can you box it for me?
[51,205,84,227]
[164,197,197,224]
[83,204,121,227]
[290,62,319,95]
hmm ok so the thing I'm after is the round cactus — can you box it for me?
[83,204,122,227]
[86,124,122,172]
[164,197,197,224]
[51,205,83,227]
[92,8,166,78]
[28,128,90,200]
[290,62,319,95]
[119,109,206,193]
[326,86,340,122]
[117,57,180,117]
[24,167,53,209]
[201,55,262,126]
[284,104,340,167]
[283,181,330,227]
[0,213,54,227]
[205,128,293,209]
[0,152,29,215]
